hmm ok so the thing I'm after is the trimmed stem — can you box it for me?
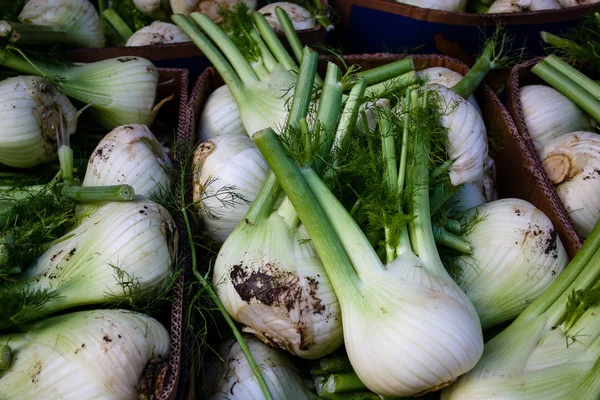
[0,345,11,370]
[316,373,367,395]
[364,71,416,99]
[241,172,281,222]
[314,62,343,174]
[253,129,362,293]
[532,58,600,124]
[545,54,600,100]
[285,48,318,130]
[191,13,258,85]
[396,90,411,208]
[102,9,133,41]
[451,37,495,99]
[251,13,298,73]
[57,146,73,183]
[311,354,353,376]
[180,168,273,400]
[541,32,581,55]
[356,58,414,87]
[445,219,462,234]
[172,14,245,100]
[433,225,472,254]
[60,184,135,202]
[0,21,73,45]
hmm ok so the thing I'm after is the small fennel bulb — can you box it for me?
[204,335,317,399]
[198,85,246,141]
[0,76,77,168]
[0,309,170,400]
[520,85,593,151]
[126,21,191,46]
[450,156,497,213]
[10,0,105,48]
[170,0,258,22]
[392,0,467,11]
[258,2,316,32]
[81,124,173,199]
[458,198,568,329]
[418,67,481,114]
[133,0,170,15]
[0,199,177,328]
[193,133,269,242]
[541,131,600,238]
[488,0,561,12]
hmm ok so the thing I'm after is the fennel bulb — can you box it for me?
[258,2,316,32]
[558,0,600,6]
[81,124,173,199]
[541,131,600,238]
[126,21,190,46]
[0,76,77,168]
[0,199,177,328]
[458,199,568,329]
[193,133,269,242]
[170,0,258,22]
[392,0,466,11]
[0,309,170,400]
[449,156,498,213]
[520,85,593,152]
[205,335,317,399]
[0,52,167,129]
[198,85,246,141]
[418,67,481,114]
[487,0,561,12]
[441,218,600,400]
[435,84,489,186]
[133,0,171,15]
[2,0,106,48]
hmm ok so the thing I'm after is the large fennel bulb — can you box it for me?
[126,21,191,46]
[418,67,481,114]
[520,85,593,151]
[170,0,258,22]
[0,76,77,168]
[213,193,343,359]
[488,0,561,12]
[258,2,316,32]
[541,131,600,237]
[458,199,568,329]
[205,335,317,399]
[198,85,246,142]
[193,134,269,242]
[435,84,489,186]
[0,309,170,400]
[15,0,105,48]
[82,124,173,199]
[0,199,177,328]
[392,0,467,11]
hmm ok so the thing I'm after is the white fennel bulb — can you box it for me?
[17,0,105,48]
[0,199,177,329]
[133,0,170,14]
[435,84,489,186]
[488,0,561,12]
[450,156,497,213]
[392,0,467,11]
[81,124,173,199]
[205,335,317,399]
[126,21,190,46]
[258,2,316,32]
[541,131,600,237]
[520,85,593,152]
[458,199,568,329]
[198,85,246,142]
[193,134,269,242]
[558,0,600,6]
[170,0,258,22]
[0,76,77,168]
[213,186,343,359]
[0,309,170,400]
[418,67,481,114]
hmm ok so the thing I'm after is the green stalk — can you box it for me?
[445,219,463,234]
[0,345,11,370]
[285,48,318,129]
[433,225,472,254]
[541,32,582,55]
[379,106,398,264]
[172,15,245,100]
[544,54,600,100]
[253,128,363,293]
[0,46,63,77]
[60,184,135,202]
[0,21,74,45]
[315,373,368,395]
[364,71,416,99]
[311,354,353,375]
[353,58,414,88]
[179,168,273,400]
[395,90,411,206]
[58,145,74,184]
[275,8,306,65]
[248,28,278,72]
[251,12,299,74]
[450,36,497,99]
[531,58,600,124]
[102,9,133,42]
[191,13,259,85]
